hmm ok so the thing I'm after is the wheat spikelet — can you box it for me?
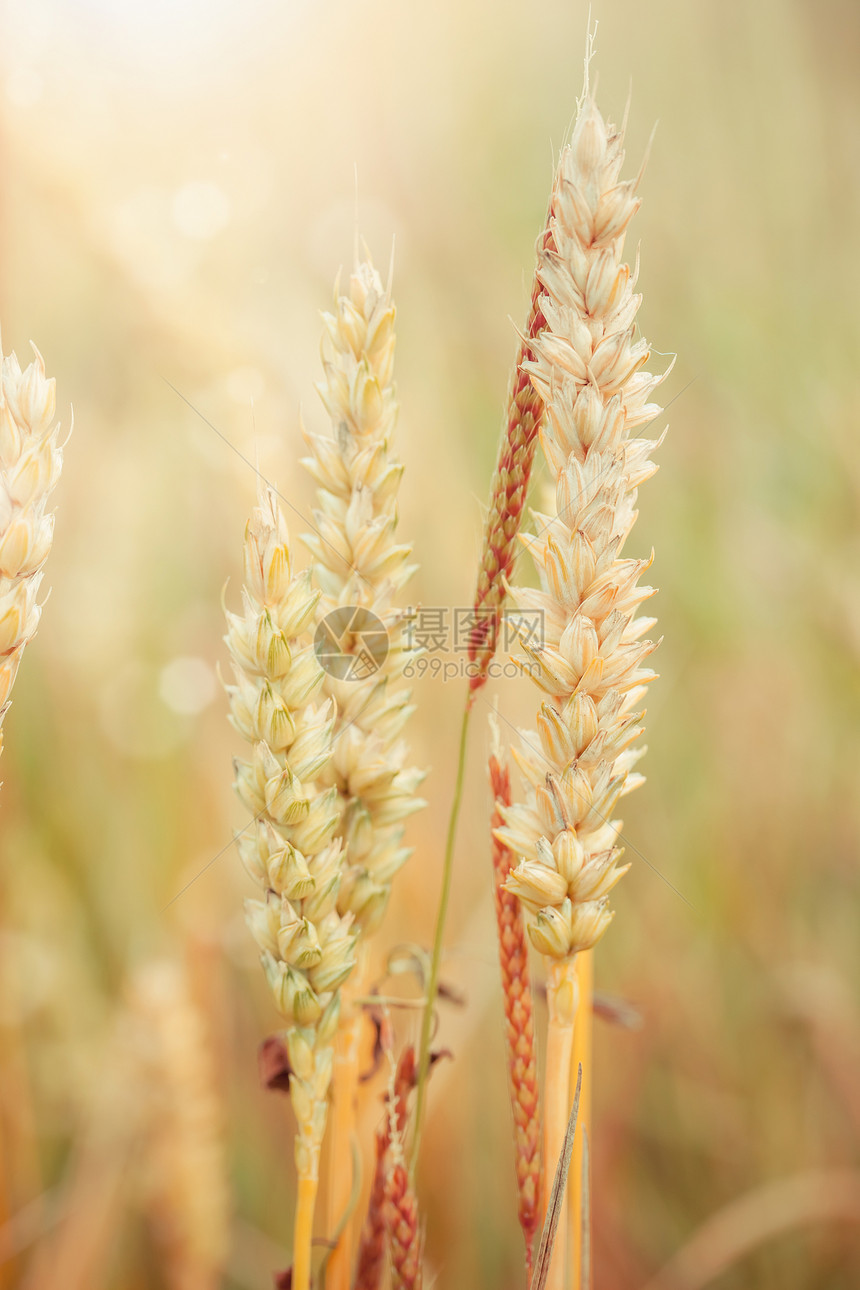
[131,961,228,1290]
[0,340,65,759]
[302,255,424,939]
[489,721,541,1279]
[224,487,357,1290]
[467,220,553,699]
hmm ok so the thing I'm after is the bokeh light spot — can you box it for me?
[159,656,217,715]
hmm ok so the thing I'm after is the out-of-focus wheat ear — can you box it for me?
[382,1047,423,1289]
[466,216,554,703]
[353,1046,416,1290]
[383,1160,422,1290]
[489,716,542,1281]
[131,961,229,1290]
[16,1007,143,1290]
[352,1126,388,1290]
[0,339,66,762]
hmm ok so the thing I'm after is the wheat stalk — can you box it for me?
[494,76,668,1290]
[224,488,356,1290]
[302,255,424,1288]
[0,340,65,761]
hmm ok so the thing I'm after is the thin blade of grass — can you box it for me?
[532,1064,582,1290]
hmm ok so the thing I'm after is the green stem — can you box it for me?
[411,696,472,1171]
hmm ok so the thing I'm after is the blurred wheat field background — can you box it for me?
[1,0,860,1287]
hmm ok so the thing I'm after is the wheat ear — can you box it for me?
[467,218,553,701]
[302,255,424,937]
[383,1159,422,1290]
[489,718,541,1280]
[302,255,424,1288]
[494,83,667,1290]
[381,1048,422,1290]
[225,488,356,1290]
[131,961,228,1290]
[352,1123,388,1290]
[353,1045,416,1290]
[0,340,65,760]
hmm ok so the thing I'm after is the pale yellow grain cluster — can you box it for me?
[0,341,65,756]
[495,93,667,960]
[224,488,356,1179]
[132,961,228,1290]
[302,259,424,938]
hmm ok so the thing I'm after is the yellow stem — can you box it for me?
[543,958,578,1290]
[569,950,593,1290]
[325,1012,364,1290]
[293,1171,319,1290]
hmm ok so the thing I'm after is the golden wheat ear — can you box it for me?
[224,485,355,1290]
[0,339,67,761]
[499,75,670,1290]
[301,253,425,1290]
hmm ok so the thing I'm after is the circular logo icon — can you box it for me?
[314,606,389,682]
